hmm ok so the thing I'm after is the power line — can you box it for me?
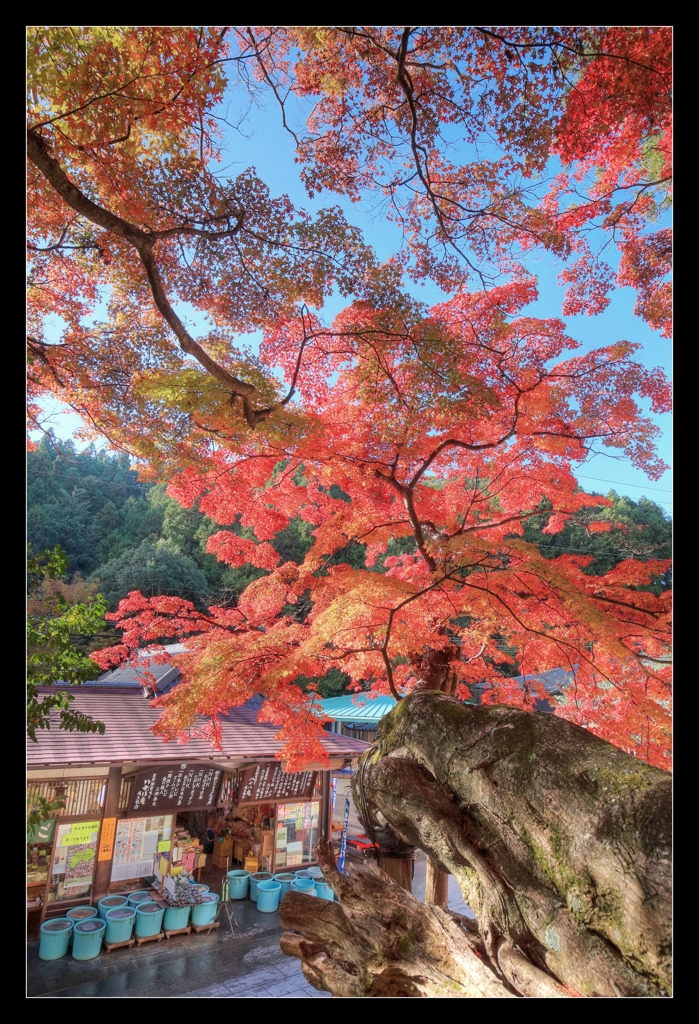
[27,470,149,493]
[575,474,672,494]
[536,544,671,559]
[27,467,673,499]
[26,469,673,509]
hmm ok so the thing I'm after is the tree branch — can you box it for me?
[26,128,285,429]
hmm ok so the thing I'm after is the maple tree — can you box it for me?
[28,27,671,996]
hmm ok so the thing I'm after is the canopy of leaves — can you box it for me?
[90,288,672,768]
[27,28,671,772]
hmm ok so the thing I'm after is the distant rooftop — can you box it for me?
[83,644,189,693]
[318,694,397,724]
[474,667,575,712]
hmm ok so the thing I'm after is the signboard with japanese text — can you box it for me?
[61,821,101,846]
[98,817,117,861]
[238,763,316,805]
[128,763,223,813]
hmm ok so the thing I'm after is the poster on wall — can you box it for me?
[52,821,100,897]
[98,817,117,861]
[61,821,101,846]
[64,845,97,887]
[113,818,145,864]
[111,816,173,881]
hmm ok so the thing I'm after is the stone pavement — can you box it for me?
[41,931,328,998]
[29,854,474,998]
[184,934,330,998]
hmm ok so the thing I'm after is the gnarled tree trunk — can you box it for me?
[280,692,671,997]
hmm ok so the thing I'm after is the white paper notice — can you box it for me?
[143,831,159,854]
[110,859,156,881]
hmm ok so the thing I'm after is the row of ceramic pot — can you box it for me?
[228,868,335,910]
[38,891,220,961]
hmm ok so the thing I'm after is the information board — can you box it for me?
[238,763,316,805]
[129,763,223,812]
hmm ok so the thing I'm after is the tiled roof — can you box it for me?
[83,646,192,692]
[474,667,574,713]
[27,687,368,768]
[86,663,180,691]
[474,667,574,696]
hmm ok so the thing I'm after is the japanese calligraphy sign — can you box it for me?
[128,763,223,812]
[237,763,316,805]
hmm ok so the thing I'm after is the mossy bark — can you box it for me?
[280,692,671,998]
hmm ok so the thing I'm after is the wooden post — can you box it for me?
[377,855,413,893]
[92,766,123,903]
[424,856,449,907]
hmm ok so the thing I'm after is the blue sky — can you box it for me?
[32,79,672,515]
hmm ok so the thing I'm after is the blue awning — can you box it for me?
[316,668,575,723]
[317,694,397,724]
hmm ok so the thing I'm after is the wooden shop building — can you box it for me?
[27,686,367,931]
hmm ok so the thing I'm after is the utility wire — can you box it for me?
[575,474,672,494]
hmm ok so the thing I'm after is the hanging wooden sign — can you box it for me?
[238,762,316,805]
[128,763,223,812]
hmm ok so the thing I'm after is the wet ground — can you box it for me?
[28,854,473,998]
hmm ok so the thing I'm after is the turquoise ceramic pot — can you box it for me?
[256,880,281,913]
[274,872,295,897]
[227,870,250,899]
[290,878,316,896]
[134,901,164,937]
[98,895,128,920]
[38,919,73,961]
[314,880,335,901]
[71,919,106,960]
[191,893,219,926]
[104,906,136,944]
[163,904,191,930]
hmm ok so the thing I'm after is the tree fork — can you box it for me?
[285,692,671,997]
